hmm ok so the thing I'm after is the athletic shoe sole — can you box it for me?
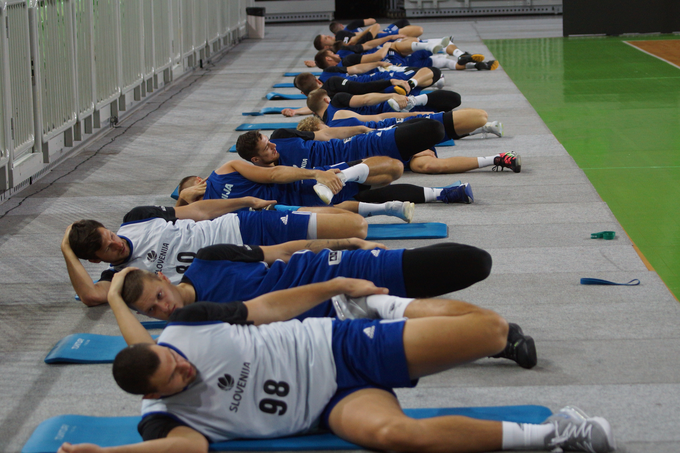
[313,183,334,205]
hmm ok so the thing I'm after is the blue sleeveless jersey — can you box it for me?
[204,170,360,206]
[183,248,406,320]
[272,129,401,167]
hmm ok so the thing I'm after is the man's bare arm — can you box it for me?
[347,23,380,45]
[313,125,371,141]
[357,42,391,64]
[245,277,388,325]
[61,225,111,307]
[348,92,398,108]
[282,107,313,117]
[346,61,389,75]
[108,268,156,346]
[260,237,386,264]
[57,424,208,453]
[174,197,276,221]
[228,160,344,194]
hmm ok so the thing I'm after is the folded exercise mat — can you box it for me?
[266,92,307,100]
[242,106,298,116]
[44,334,157,364]
[273,82,296,88]
[285,71,321,76]
[236,122,299,131]
[23,406,551,453]
[366,222,447,240]
[140,321,167,329]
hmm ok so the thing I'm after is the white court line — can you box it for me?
[624,40,680,70]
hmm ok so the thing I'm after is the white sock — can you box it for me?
[365,295,414,319]
[412,94,428,106]
[357,202,387,217]
[477,155,498,168]
[452,48,464,58]
[429,56,454,69]
[465,62,476,69]
[501,421,554,450]
[411,41,430,52]
[423,187,441,202]
[340,163,369,184]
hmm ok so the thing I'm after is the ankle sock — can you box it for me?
[477,155,497,168]
[365,294,414,319]
[501,421,554,450]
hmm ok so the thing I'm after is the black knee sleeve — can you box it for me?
[442,110,463,140]
[424,90,462,112]
[429,67,442,83]
[401,243,492,297]
[353,184,426,204]
[394,119,445,160]
[391,19,410,28]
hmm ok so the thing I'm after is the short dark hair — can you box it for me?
[313,35,324,51]
[306,88,329,115]
[294,72,319,96]
[69,220,106,260]
[329,21,343,33]
[236,130,262,162]
[178,175,198,194]
[113,343,161,395]
[314,50,332,69]
[121,269,159,308]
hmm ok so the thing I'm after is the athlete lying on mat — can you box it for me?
[57,272,614,453]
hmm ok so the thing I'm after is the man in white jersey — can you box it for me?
[57,269,615,453]
[61,197,369,307]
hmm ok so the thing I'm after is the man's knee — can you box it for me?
[348,214,369,238]
[386,159,404,179]
[409,156,445,174]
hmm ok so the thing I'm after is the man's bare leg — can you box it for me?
[329,386,502,453]
[313,212,368,239]
[399,25,423,37]
[409,154,480,174]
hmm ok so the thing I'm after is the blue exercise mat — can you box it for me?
[273,82,296,88]
[438,139,455,146]
[242,107,297,116]
[236,122,299,131]
[366,222,447,240]
[266,92,307,100]
[23,406,551,452]
[44,334,157,364]
[285,71,321,76]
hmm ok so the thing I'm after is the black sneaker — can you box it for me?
[491,323,537,369]
[457,52,485,65]
[492,152,521,173]
[474,60,499,70]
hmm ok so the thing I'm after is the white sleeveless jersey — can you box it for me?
[113,215,243,283]
[141,319,337,441]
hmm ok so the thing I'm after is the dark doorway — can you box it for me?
[335,0,383,20]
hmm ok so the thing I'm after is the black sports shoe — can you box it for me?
[492,152,521,173]
[457,52,485,65]
[491,323,537,369]
[474,60,499,70]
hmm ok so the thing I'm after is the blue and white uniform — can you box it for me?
[331,112,450,140]
[139,314,414,441]
[182,244,406,320]
[203,167,360,206]
[270,128,402,167]
[100,207,311,284]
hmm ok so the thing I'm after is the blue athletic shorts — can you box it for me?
[236,210,310,245]
[321,318,417,428]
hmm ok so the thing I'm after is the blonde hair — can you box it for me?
[297,116,324,132]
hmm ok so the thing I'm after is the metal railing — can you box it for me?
[0,0,250,199]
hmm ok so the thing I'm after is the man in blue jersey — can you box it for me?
[57,270,614,453]
[61,197,370,307]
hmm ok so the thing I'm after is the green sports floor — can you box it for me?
[486,34,680,300]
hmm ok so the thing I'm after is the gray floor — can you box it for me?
[1,16,678,453]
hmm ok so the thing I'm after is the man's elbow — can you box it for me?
[80,293,108,307]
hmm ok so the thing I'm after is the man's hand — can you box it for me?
[353,239,387,250]
[390,94,409,109]
[304,60,316,67]
[58,442,103,453]
[282,108,296,117]
[108,267,137,304]
[61,224,73,251]
[315,169,344,194]
[338,278,389,298]
[178,181,206,204]
[390,79,410,94]
[249,197,278,210]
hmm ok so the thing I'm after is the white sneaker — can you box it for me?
[313,183,334,205]
[542,407,616,453]
[433,74,446,89]
[482,121,504,138]
[331,295,379,321]
[385,201,414,223]
[387,96,416,112]
[438,36,451,52]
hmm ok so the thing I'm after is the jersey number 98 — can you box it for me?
[259,380,289,415]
